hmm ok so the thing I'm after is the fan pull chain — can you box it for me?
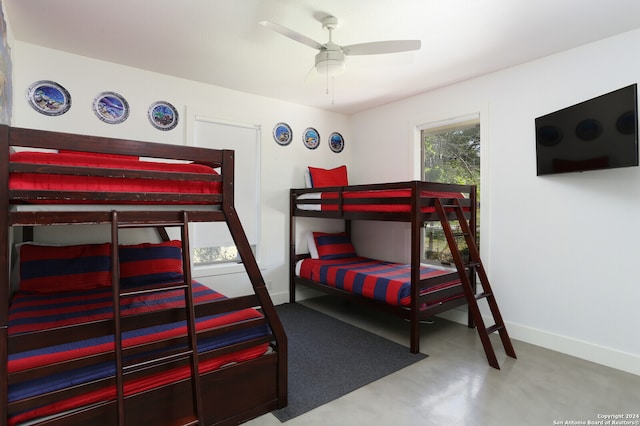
[326,55,330,95]
[332,76,335,105]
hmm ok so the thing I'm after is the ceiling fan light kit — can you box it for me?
[315,47,345,76]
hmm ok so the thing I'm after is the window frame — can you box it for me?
[419,114,480,263]
[185,110,262,277]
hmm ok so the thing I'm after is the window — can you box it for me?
[191,117,260,269]
[192,244,249,266]
[421,117,480,263]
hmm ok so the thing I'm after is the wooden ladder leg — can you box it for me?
[110,212,126,426]
[112,212,203,425]
[434,199,516,369]
[180,211,204,424]
[452,199,517,361]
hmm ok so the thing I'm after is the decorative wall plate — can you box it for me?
[93,91,129,124]
[303,127,320,150]
[148,101,178,131]
[273,122,292,146]
[26,80,71,116]
[329,132,344,153]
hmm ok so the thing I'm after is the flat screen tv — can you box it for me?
[535,84,638,176]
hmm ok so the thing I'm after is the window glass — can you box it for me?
[421,120,480,263]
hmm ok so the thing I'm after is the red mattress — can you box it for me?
[297,256,464,308]
[296,189,466,213]
[9,151,222,201]
[7,281,269,425]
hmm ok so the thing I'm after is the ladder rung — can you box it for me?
[486,324,504,334]
[475,291,492,300]
[465,261,481,268]
[120,282,188,297]
[116,221,185,229]
[451,232,470,238]
[123,349,194,374]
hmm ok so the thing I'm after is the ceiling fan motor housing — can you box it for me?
[315,46,345,75]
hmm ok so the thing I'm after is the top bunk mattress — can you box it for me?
[9,151,222,204]
[294,188,467,213]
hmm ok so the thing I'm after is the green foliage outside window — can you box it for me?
[423,125,480,185]
[193,244,256,266]
[422,124,480,263]
[193,245,240,265]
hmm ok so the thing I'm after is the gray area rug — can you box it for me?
[272,303,427,422]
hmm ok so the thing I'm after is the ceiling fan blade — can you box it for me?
[259,21,324,50]
[342,40,421,55]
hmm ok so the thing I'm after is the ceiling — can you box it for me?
[5,0,640,115]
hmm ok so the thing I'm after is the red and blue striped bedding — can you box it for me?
[297,257,463,308]
[8,281,269,425]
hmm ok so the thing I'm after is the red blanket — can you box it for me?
[9,151,222,199]
[300,189,466,213]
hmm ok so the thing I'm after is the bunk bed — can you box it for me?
[290,174,516,369]
[1,125,287,426]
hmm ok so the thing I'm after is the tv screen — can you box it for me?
[535,84,638,176]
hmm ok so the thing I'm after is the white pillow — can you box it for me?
[304,169,312,188]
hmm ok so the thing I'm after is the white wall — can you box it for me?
[350,29,640,376]
[9,41,351,304]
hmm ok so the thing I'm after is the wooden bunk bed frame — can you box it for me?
[0,125,287,425]
[290,180,517,369]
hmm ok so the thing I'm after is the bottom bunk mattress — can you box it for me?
[7,281,270,425]
[296,257,465,309]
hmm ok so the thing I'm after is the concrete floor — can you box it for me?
[246,296,640,426]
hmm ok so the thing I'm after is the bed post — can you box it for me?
[289,189,296,303]
[0,125,9,426]
[467,184,478,329]
[409,181,421,354]
[345,218,352,240]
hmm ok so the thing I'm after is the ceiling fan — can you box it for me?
[259,16,421,76]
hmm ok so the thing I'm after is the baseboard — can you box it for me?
[437,308,640,377]
[505,320,640,377]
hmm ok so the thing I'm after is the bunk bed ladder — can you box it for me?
[434,198,517,370]
[110,211,203,425]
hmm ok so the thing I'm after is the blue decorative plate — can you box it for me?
[148,101,178,131]
[303,127,320,150]
[26,80,71,116]
[273,122,292,146]
[93,91,129,124]
[329,132,344,153]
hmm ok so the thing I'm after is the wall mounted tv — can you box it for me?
[535,84,638,176]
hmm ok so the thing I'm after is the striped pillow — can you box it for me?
[313,232,357,260]
[119,240,184,286]
[19,243,112,292]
